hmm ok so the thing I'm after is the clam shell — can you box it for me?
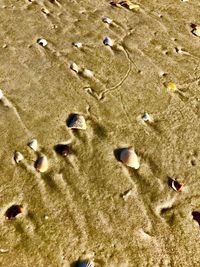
[37,38,48,47]
[67,114,86,130]
[192,211,200,225]
[102,16,112,24]
[171,180,183,192]
[103,36,114,46]
[14,151,24,163]
[28,139,38,151]
[75,261,95,267]
[70,62,80,73]
[120,148,140,169]
[193,27,200,37]
[5,204,23,219]
[35,155,48,173]
[72,42,82,48]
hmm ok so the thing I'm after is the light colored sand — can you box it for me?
[0,0,200,266]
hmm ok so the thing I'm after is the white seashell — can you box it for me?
[14,151,24,163]
[82,68,94,78]
[35,155,48,173]
[120,148,140,169]
[193,26,200,37]
[27,139,38,151]
[37,38,48,47]
[102,16,113,24]
[70,62,80,73]
[103,36,114,46]
[142,112,151,122]
[67,114,86,130]
[72,42,82,48]
[0,89,3,99]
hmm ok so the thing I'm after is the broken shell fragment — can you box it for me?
[168,177,183,192]
[192,211,200,225]
[14,151,24,164]
[102,16,113,24]
[37,38,48,47]
[75,261,95,267]
[72,42,82,48]
[103,37,114,46]
[119,1,140,10]
[0,89,3,99]
[5,205,23,219]
[54,144,70,156]
[27,139,38,151]
[70,62,80,73]
[35,155,48,173]
[142,112,151,122]
[192,26,200,37]
[120,148,140,169]
[67,114,86,130]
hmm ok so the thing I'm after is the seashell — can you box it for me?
[67,114,86,130]
[0,89,3,99]
[142,112,151,122]
[35,155,48,173]
[120,148,140,169]
[37,38,48,47]
[102,16,113,24]
[14,151,24,163]
[192,26,200,37]
[103,37,114,46]
[27,139,38,151]
[41,8,50,15]
[171,179,183,192]
[167,83,177,92]
[72,42,82,48]
[5,204,23,219]
[119,1,140,10]
[192,211,200,225]
[70,62,80,73]
[82,68,94,78]
[54,144,70,156]
[75,260,95,267]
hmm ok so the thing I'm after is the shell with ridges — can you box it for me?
[120,148,140,169]
[75,261,95,267]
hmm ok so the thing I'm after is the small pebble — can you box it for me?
[102,16,113,24]
[72,42,82,48]
[5,205,23,219]
[37,38,48,47]
[67,113,86,130]
[14,151,24,164]
[119,147,140,169]
[70,62,80,73]
[82,68,94,78]
[27,138,38,151]
[35,155,48,173]
[103,37,114,46]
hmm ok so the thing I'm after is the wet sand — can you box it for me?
[0,0,200,266]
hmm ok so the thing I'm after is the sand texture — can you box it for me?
[0,0,200,266]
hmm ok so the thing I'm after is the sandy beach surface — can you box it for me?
[0,0,200,266]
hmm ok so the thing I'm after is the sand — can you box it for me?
[0,0,200,266]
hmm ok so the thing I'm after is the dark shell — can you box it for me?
[168,177,183,192]
[75,261,94,267]
[54,144,70,156]
[192,211,200,225]
[5,205,23,219]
